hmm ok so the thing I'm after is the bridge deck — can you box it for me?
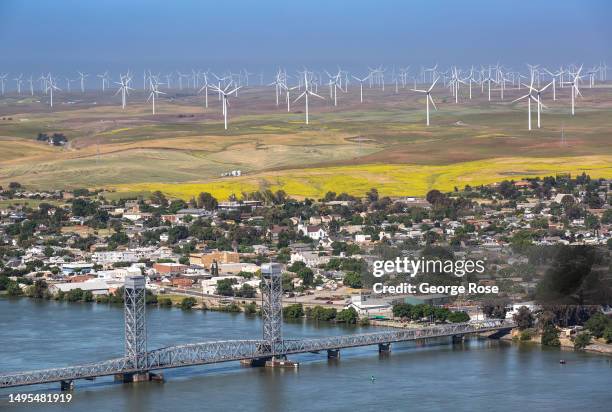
[0,320,513,389]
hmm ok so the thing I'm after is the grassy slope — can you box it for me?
[0,86,611,198]
[115,155,612,200]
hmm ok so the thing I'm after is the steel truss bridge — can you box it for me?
[0,269,514,389]
[0,320,513,389]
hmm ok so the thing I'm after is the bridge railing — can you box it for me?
[280,320,514,354]
[0,357,130,388]
[146,339,265,369]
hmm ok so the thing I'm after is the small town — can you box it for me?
[1,173,611,352]
[2,1,611,409]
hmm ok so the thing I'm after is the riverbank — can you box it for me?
[372,317,612,356]
[501,330,612,356]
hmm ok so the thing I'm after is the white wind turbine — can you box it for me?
[198,73,211,109]
[64,77,73,92]
[269,69,286,107]
[398,66,410,88]
[464,67,475,99]
[242,69,253,86]
[586,66,598,88]
[527,64,540,87]
[212,73,230,101]
[38,75,48,94]
[327,71,342,107]
[97,71,109,92]
[511,74,547,131]
[483,67,495,101]
[115,74,133,109]
[28,76,34,96]
[280,83,298,112]
[411,77,439,126]
[0,74,7,95]
[209,82,241,130]
[449,67,466,104]
[294,71,324,125]
[78,71,88,93]
[526,80,553,129]
[544,68,563,101]
[164,73,173,89]
[351,74,370,103]
[511,86,536,131]
[46,75,61,108]
[14,74,23,94]
[563,67,583,116]
[147,80,165,115]
[423,64,437,84]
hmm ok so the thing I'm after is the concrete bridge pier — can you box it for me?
[241,355,299,368]
[114,372,164,383]
[265,356,299,368]
[60,380,74,391]
[452,335,465,344]
[378,343,391,354]
[327,349,341,359]
[483,329,512,339]
[240,357,269,367]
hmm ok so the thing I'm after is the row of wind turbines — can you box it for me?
[0,63,607,130]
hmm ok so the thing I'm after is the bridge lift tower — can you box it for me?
[120,275,152,382]
[259,263,297,367]
[261,263,283,357]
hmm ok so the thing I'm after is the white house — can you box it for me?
[290,251,331,268]
[297,224,327,240]
[505,301,540,319]
[354,234,372,243]
[92,250,139,265]
[218,262,260,275]
[50,278,112,296]
[346,295,391,316]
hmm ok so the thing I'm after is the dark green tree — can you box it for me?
[573,331,591,350]
[513,306,535,330]
[180,297,197,310]
[297,267,314,286]
[284,304,305,319]
[343,272,362,289]
[447,311,470,323]
[541,325,561,347]
[236,283,256,298]
[197,192,218,210]
[337,307,358,324]
[584,313,610,338]
[216,278,236,296]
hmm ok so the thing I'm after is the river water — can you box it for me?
[0,297,610,412]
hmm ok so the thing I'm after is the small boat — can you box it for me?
[559,360,566,364]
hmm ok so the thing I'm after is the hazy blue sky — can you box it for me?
[1,0,611,76]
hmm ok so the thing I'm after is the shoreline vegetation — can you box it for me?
[0,292,366,325]
[500,331,612,356]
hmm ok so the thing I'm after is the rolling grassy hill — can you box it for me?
[0,85,610,199]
